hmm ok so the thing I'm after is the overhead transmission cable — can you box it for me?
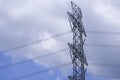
[0,31,71,54]
[11,62,72,80]
[10,62,120,80]
[0,30,120,54]
[85,43,120,48]
[87,30,120,35]
[0,48,120,70]
[86,73,120,79]
[0,48,68,69]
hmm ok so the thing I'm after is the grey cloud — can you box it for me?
[0,0,120,79]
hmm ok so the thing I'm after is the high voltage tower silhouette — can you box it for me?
[67,1,88,80]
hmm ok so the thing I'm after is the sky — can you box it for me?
[0,0,120,80]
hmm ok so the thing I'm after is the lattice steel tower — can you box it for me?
[67,1,88,80]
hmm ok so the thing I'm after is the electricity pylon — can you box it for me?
[67,1,88,80]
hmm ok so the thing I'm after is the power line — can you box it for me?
[85,43,120,48]
[0,30,120,54]
[0,48,68,69]
[86,73,120,79]
[89,62,120,68]
[0,31,71,54]
[11,62,72,80]
[87,30,120,35]
[1,48,120,70]
[10,62,120,80]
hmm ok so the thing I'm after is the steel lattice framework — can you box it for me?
[67,1,88,80]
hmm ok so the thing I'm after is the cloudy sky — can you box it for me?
[0,0,120,80]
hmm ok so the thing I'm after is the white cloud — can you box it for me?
[0,0,71,73]
[49,70,54,75]
[1,0,120,79]
[93,0,120,26]
[56,77,61,80]
[41,32,60,51]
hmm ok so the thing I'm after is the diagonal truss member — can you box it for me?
[67,1,88,80]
